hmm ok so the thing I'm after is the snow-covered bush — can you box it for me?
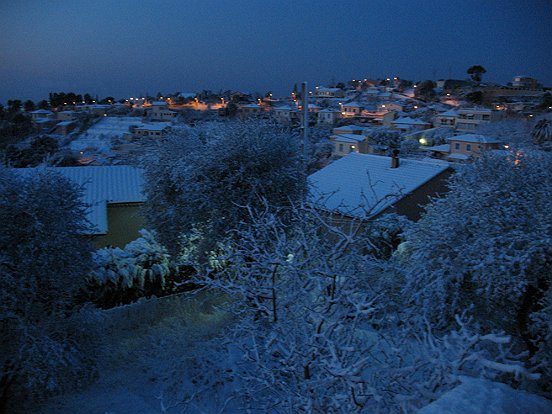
[156,206,531,413]
[0,168,94,408]
[402,150,552,391]
[83,230,175,308]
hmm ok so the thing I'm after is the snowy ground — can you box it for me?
[417,376,552,414]
[70,117,145,154]
[29,291,233,414]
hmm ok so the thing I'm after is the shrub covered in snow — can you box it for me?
[82,230,188,309]
[402,150,552,393]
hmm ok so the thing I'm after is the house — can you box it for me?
[378,102,403,113]
[30,109,54,120]
[330,134,369,157]
[341,102,364,117]
[434,110,458,128]
[512,76,540,89]
[52,120,78,135]
[391,117,432,132]
[332,125,369,135]
[273,105,299,125]
[148,101,177,121]
[317,108,342,125]
[57,110,77,121]
[313,87,345,98]
[239,103,263,116]
[447,134,502,159]
[15,166,145,248]
[455,108,502,133]
[308,153,452,221]
[133,123,171,137]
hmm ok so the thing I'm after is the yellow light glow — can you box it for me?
[419,138,428,145]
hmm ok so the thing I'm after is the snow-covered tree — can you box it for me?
[156,206,532,413]
[0,168,94,409]
[402,150,552,386]
[477,119,531,145]
[142,120,306,259]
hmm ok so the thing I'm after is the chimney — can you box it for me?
[391,149,400,168]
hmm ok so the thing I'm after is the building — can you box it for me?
[52,120,78,135]
[57,110,77,121]
[455,108,502,133]
[148,101,177,121]
[239,103,263,116]
[273,105,299,125]
[341,102,364,117]
[512,76,540,89]
[447,134,502,159]
[330,134,369,157]
[313,87,345,98]
[434,110,459,128]
[15,166,145,248]
[317,108,342,125]
[30,109,54,120]
[391,117,432,132]
[308,153,451,221]
[133,123,171,137]
[332,125,369,135]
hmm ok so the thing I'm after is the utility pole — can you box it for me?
[301,81,309,166]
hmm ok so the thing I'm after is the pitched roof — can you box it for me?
[447,134,502,144]
[15,166,145,235]
[330,134,367,143]
[333,125,368,132]
[308,153,449,218]
[392,117,430,125]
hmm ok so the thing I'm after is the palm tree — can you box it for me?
[532,119,552,146]
[467,65,487,83]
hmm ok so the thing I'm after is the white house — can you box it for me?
[317,108,342,125]
[149,101,177,121]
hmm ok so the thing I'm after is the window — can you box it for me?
[339,144,344,152]
[455,143,460,150]
[466,144,472,151]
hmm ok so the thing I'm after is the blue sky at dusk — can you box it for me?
[1,0,551,102]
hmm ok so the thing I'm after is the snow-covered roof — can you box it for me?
[330,134,367,143]
[318,108,341,113]
[308,153,450,218]
[135,123,171,131]
[393,117,430,125]
[241,103,262,108]
[438,110,459,117]
[447,134,502,144]
[447,153,470,160]
[151,101,168,106]
[333,125,367,132]
[15,166,145,235]
[57,121,76,126]
[426,144,451,152]
[31,109,53,114]
[343,102,363,107]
